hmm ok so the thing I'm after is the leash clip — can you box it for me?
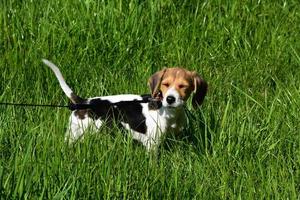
[148,97,162,110]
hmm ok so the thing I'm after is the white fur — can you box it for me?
[89,95,143,103]
[142,105,186,150]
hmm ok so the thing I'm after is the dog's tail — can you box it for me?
[42,59,84,104]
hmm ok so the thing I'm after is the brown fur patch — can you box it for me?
[159,68,194,100]
[70,93,85,104]
[148,67,207,107]
[74,109,90,120]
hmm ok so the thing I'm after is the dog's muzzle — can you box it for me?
[162,87,184,108]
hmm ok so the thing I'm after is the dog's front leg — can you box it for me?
[144,130,163,151]
[128,130,149,148]
[125,130,159,151]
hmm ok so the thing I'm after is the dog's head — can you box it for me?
[148,67,207,108]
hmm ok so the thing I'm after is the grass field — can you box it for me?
[1,0,300,199]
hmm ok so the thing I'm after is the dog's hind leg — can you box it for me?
[65,112,92,143]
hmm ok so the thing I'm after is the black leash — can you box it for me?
[0,102,109,111]
[0,102,71,109]
[0,102,107,111]
[0,102,117,111]
[0,96,163,111]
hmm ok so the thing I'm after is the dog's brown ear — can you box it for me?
[192,72,208,108]
[148,68,166,97]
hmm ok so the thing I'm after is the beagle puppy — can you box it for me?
[42,59,207,150]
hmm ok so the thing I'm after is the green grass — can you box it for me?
[1,0,300,199]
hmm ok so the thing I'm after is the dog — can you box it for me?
[42,59,207,150]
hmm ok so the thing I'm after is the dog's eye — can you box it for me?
[178,84,187,89]
[162,83,170,87]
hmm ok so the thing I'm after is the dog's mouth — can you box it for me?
[165,103,183,108]
[165,105,177,109]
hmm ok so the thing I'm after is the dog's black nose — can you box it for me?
[166,96,176,104]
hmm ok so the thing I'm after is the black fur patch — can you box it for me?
[77,98,147,134]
